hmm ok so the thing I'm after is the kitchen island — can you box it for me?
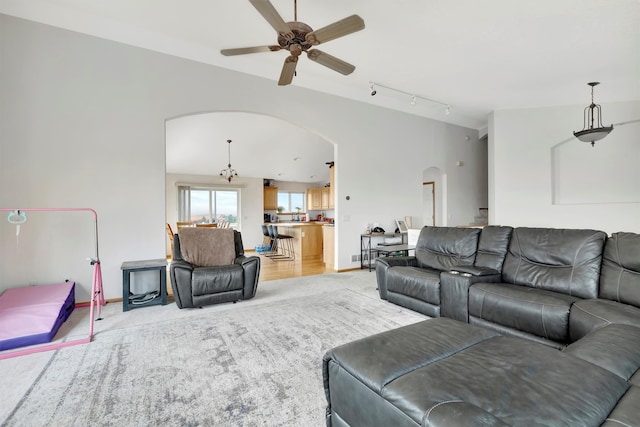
[271,222,324,261]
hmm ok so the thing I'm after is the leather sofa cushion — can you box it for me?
[469,282,581,343]
[600,232,640,307]
[192,264,243,296]
[601,386,640,427]
[387,267,441,305]
[570,298,640,341]
[415,226,480,271]
[564,323,640,381]
[501,227,606,299]
[324,318,499,394]
[474,225,513,272]
[383,335,627,426]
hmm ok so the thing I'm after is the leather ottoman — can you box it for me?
[323,317,629,426]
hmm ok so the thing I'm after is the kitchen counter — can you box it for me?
[270,223,323,261]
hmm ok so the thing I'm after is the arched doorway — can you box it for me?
[423,167,446,226]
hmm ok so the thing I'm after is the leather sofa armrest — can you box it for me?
[440,271,502,322]
[235,255,260,299]
[169,260,194,309]
[450,265,501,277]
[375,256,418,300]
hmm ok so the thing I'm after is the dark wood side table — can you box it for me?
[121,259,167,311]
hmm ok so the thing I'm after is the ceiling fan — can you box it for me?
[221,0,365,86]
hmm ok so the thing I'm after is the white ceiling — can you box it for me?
[2,0,639,182]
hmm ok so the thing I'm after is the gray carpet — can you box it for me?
[3,288,425,426]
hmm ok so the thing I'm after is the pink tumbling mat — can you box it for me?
[0,282,75,351]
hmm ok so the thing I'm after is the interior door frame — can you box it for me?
[423,181,435,226]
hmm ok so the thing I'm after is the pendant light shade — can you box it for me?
[573,82,613,147]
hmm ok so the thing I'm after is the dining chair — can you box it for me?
[176,221,194,230]
[166,223,175,258]
[196,223,218,228]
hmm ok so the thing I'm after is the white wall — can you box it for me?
[490,101,640,233]
[0,15,487,299]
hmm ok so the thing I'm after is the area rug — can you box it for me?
[3,289,426,426]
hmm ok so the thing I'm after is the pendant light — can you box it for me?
[219,139,238,182]
[573,82,613,147]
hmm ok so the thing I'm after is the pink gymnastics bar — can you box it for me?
[0,207,105,360]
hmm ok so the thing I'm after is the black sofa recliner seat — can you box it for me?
[170,228,260,309]
[570,231,640,340]
[466,227,607,349]
[375,226,482,317]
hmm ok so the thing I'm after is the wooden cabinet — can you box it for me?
[307,186,331,210]
[321,188,330,209]
[264,187,278,210]
[276,223,323,261]
[322,225,335,269]
[307,188,323,210]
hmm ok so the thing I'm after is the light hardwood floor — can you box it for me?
[165,253,334,296]
[251,252,334,282]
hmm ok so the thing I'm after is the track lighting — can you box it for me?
[368,81,451,114]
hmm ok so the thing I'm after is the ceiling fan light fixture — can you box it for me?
[219,139,238,182]
[573,82,613,147]
[223,0,364,85]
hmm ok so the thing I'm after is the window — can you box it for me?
[178,186,239,228]
[277,192,305,212]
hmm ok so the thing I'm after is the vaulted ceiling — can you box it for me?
[2,0,638,182]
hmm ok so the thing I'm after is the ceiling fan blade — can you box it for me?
[305,15,365,45]
[307,50,355,75]
[249,0,294,40]
[221,45,281,56]
[278,55,298,86]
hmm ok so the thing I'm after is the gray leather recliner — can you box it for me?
[170,230,260,308]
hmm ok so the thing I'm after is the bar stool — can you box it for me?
[261,225,277,256]
[269,225,295,261]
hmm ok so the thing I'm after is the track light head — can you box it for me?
[370,84,376,96]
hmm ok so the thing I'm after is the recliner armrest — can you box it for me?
[440,271,502,322]
[375,256,418,300]
[235,255,260,299]
[450,265,500,277]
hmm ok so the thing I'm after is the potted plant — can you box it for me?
[277,206,284,213]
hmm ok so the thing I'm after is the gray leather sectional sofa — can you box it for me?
[323,226,640,426]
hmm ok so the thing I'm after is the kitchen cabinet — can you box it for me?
[307,187,331,210]
[264,187,278,210]
[322,225,335,269]
[275,223,323,261]
[307,188,323,210]
[321,188,330,209]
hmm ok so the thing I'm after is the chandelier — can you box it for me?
[219,139,238,182]
[573,82,614,147]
